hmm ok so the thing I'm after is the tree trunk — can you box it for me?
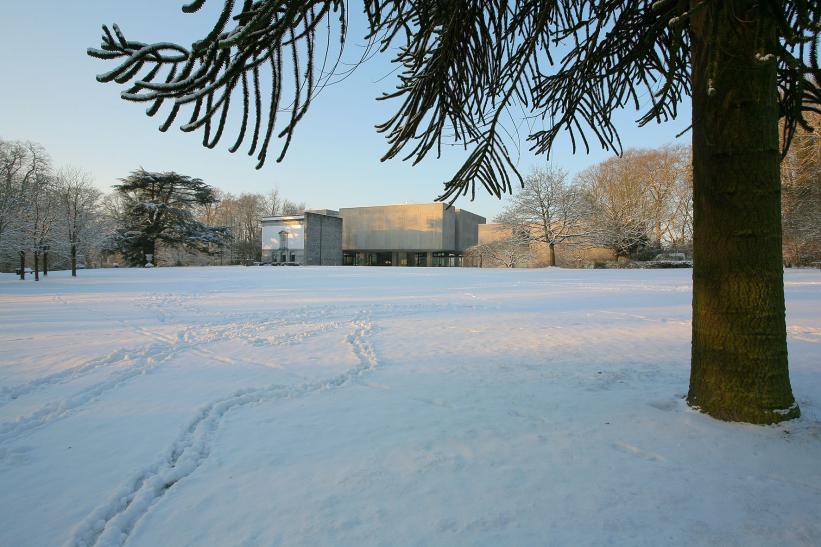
[19,251,25,280]
[71,243,77,277]
[688,1,798,423]
[34,251,40,282]
[43,250,48,276]
[548,242,556,267]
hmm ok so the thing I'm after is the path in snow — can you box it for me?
[0,266,819,547]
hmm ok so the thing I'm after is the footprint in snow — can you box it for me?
[613,441,666,463]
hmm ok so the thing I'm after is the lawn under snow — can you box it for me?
[1,266,820,547]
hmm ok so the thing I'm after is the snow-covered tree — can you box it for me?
[0,140,53,276]
[575,151,653,259]
[17,147,56,280]
[496,166,587,267]
[468,226,533,269]
[112,169,230,266]
[54,167,102,276]
[640,145,692,249]
[574,147,692,259]
[781,112,821,267]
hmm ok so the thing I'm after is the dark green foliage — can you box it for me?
[112,169,230,265]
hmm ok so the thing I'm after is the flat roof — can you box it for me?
[261,215,304,222]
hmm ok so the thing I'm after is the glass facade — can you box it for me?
[341,250,463,267]
[431,252,462,267]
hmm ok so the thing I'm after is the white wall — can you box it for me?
[262,220,305,251]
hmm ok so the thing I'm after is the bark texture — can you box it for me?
[688,1,799,423]
[71,244,77,277]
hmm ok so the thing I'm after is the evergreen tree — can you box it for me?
[112,169,230,266]
[88,1,820,423]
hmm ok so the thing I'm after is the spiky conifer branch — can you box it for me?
[89,1,820,201]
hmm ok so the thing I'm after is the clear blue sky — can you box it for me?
[0,1,691,221]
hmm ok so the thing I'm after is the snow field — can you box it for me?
[0,266,820,546]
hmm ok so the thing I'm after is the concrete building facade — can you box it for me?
[261,203,485,267]
[261,210,343,265]
[339,203,485,266]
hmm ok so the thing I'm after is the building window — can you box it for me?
[279,230,289,250]
[432,252,462,267]
[281,254,287,262]
[415,252,428,267]
[290,253,296,262]
[343,252,355,266]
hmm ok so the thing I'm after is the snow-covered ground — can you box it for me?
[1,266,820,547]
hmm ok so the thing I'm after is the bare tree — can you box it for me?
[496,166,586,266]
[666,160,694,249]
[0,141,52,277]
[265,188,281,216]
[235,193,268,261]
[22,159,56,281]
[0,140,29,253]
[469,227,533,269]
[280,199,306,216]
[641,145,692,248]
[55,167,102,276]
[781,112,821,267]
[575,151,652,259]
[574,147,693,259]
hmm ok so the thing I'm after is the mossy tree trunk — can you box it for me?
[688,1,799,423]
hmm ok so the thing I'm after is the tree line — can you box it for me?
[484,137,818,268]
[0,139,306,276]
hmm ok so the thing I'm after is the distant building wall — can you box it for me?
[340,203,449,251]
[339,203,486,252]
[454,209,484,251]
[477,224,511,245]
[304,212,342,265]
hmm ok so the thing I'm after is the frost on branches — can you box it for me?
[111,169,230,266]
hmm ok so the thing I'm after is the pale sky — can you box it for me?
[0,1,691,221]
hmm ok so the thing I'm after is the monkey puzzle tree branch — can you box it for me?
[89,0,819,201]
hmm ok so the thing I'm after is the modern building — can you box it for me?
[261,210,343,265]
[260,203,486,267]
[339,203,485,267]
